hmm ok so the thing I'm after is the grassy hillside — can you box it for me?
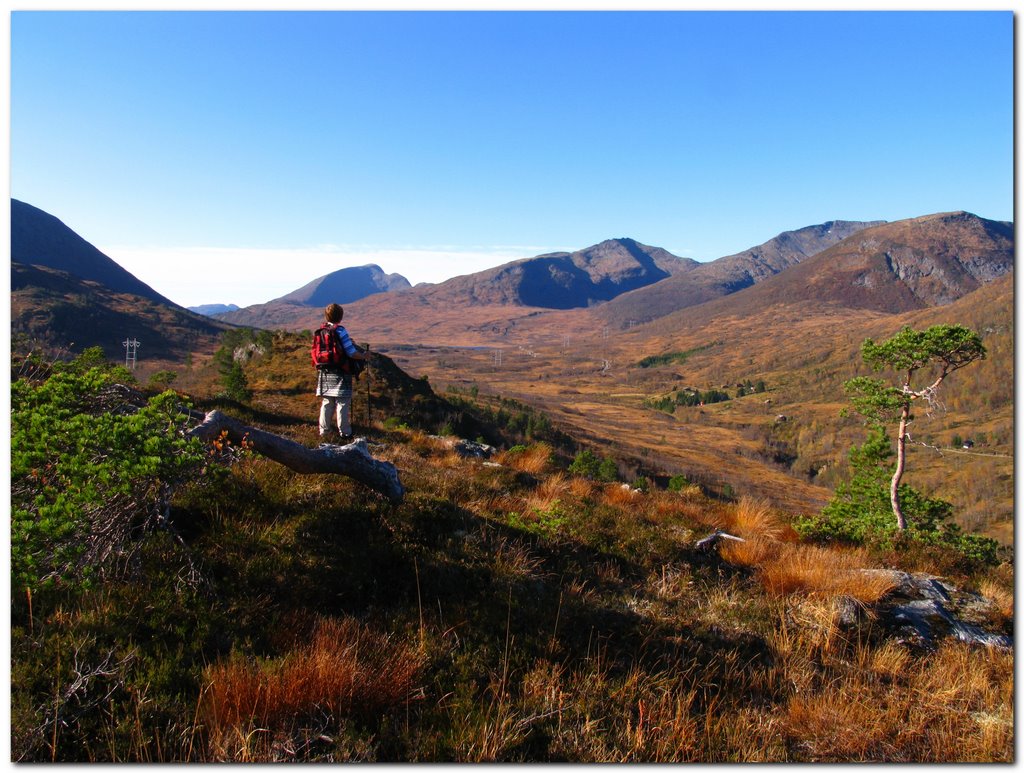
[10,336,1013,762]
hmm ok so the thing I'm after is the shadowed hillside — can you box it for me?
[12,199,177,306]
[11,262,235,362]
[11,200,237,362]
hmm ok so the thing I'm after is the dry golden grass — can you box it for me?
[712,498,896,604]
[617,684,702,762]
[978,578,1014,624]
[202,616,425,755]
[650,563,695,603]
[758,545,897,603]
[565,475,597,500]
[782,641,1014,762]
[862,640,912,679]
[722,497,799,542]
[602,483,642,508]
[492,536,544,580]
[719,536,780,568]
[674,483,705,501]
[465,492,518,520]
[497,442,553,474]
[525,472,571,512]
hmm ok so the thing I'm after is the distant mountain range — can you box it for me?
[9,198,1014,360]
[432,237,695,308]
[189,303,240,317]
[279,264,411,305]
[217,237,699,332]
[597,212,1013,330]
[333,212,1012,346]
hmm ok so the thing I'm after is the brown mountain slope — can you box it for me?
[709,211,1012,315]
[597,219,885,327]
[343,220,891,346]
[616,212,1013,347]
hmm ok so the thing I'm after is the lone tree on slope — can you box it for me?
[843,324,986,531]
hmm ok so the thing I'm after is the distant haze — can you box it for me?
[98,243,559,308]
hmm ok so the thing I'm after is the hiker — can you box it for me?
[314,303,368,441]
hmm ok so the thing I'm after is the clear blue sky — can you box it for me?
[10,10,1013,307]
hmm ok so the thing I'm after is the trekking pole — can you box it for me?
[364,342,371,429]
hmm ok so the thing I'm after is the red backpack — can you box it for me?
[311,323,346,369]
[311,323,366,377]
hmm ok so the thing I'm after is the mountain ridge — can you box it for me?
[11,199,178,307]
[218,237,697,331]
[682,211,1013,317]
[595,219,886,327]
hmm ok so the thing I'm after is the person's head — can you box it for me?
[325,303,344,324]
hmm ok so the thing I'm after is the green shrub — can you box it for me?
[148,370,178,390]
[568,449,602,479]
[508,500,568,539]
[11,363,212,595]
[597,457,619,483]
[667,474,690,492]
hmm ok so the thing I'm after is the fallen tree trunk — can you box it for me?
[189,410,405,503]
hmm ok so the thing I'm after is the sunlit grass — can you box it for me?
[202,616,425,758]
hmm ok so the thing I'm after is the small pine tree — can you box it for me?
[222,361,252,403]
[795,426,999,567]
[845,324,985,530]
[597,456,619,482]
[568,449,602,479]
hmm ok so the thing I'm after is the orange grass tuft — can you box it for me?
[978,579,1014,624]
[758,545,897,602]
[724,497,789,541]
[602,483,642,508]
[566,475,597,500]
[524,472,571,513]
[719,536,780,568]
[202,617,425,737]
[498,442,553,474]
